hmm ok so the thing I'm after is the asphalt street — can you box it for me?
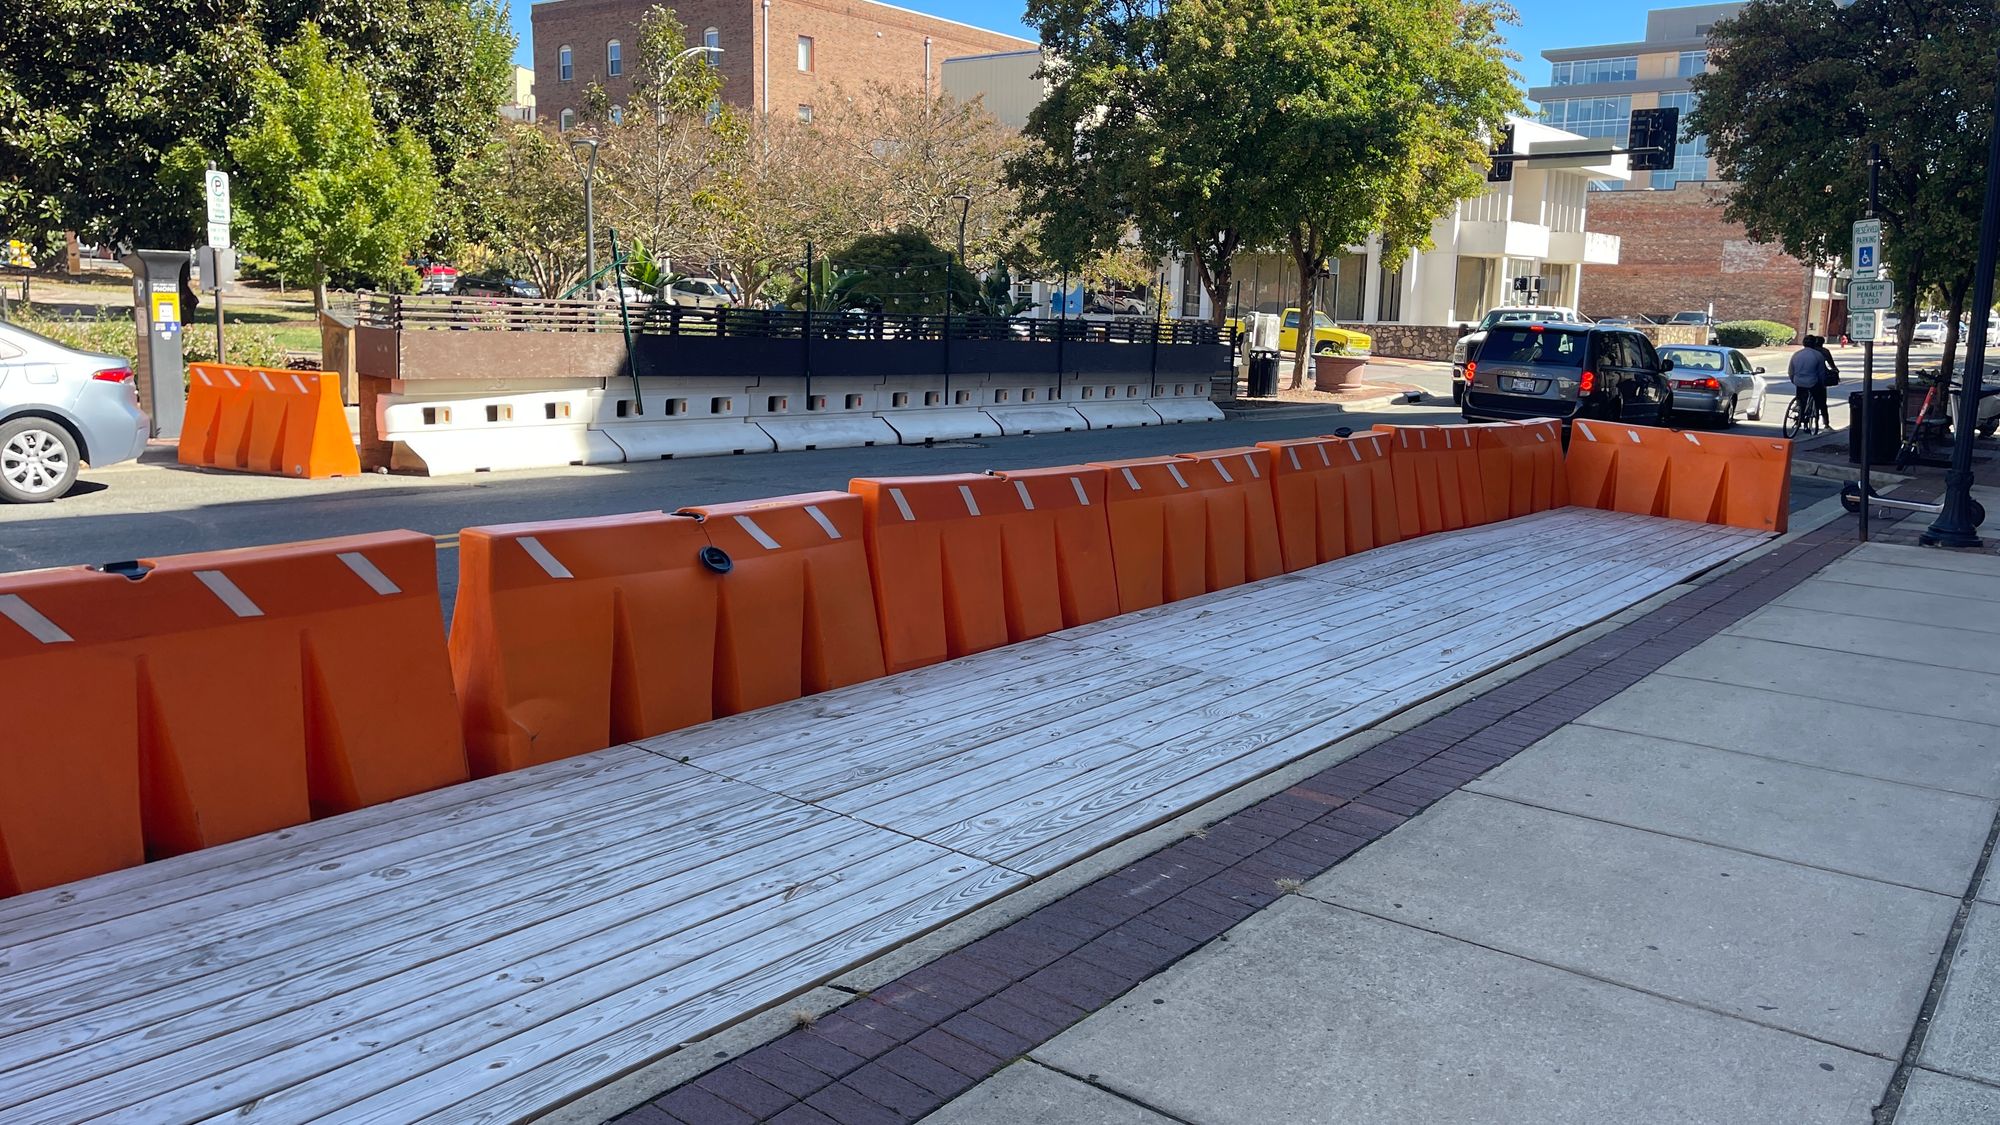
[0,356,1846,615]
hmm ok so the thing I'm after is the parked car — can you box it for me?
[1913,319,1948,345]
[1450,306,1587,404]
[0,320,148,502]
[1656,344,1768,426]
[1278,308,1372,356]
[1595,313,1658,327]
[417,263,459,294]
[1665,310,1720,344]
[660,275,739,308]
[456,274,542,298]
[1461,322,1674,426]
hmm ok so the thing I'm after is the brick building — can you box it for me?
[530,0,1033,130]
[1581,181,1832,331]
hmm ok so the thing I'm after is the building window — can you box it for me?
[1539,94,1632,139]
[1453,256,1491,322]
[1677,50,1708,77]
[559,108,576,132]
[1549,56,1637,86]
[607,40,622,77]
[558,45,573,82]
[797,35,813,72]
[797,103,812,123]
[1332,252,1366,322]
[1377,261,1404,323]
[704,27,720,64]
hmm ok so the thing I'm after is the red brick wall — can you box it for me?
[1584,182,1813,331]
[531,0,1032,122]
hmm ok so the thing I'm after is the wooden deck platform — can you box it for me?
[0,509,1768,1124]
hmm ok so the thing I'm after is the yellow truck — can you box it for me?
[1226,308,1372,355]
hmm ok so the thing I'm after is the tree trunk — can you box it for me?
[1935,274,1972,422]
[313,277,328,314]
[1286,226,1322,391]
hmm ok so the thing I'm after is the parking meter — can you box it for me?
[125,249,188,439]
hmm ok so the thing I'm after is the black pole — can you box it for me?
[1859,144,1877,543]
[1057,270,1068,387]
[803,242,813,407]
[943,251,953,403]
[607,226,643,415]
[1923,48,2000,547]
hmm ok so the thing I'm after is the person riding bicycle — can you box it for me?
[1788,335,1836,427]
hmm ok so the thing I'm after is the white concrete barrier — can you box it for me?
[376,383,620,474]
[593,378,773,459]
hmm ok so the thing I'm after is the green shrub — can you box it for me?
[4,306,294,369]
[1715,319,1796,348]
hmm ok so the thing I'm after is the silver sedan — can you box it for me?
[0,320,150,501]
[1658,344,1769,427]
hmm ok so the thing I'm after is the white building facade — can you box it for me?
[1177,119,1625,327]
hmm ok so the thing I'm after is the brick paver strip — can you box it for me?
[611,515,1878,1125]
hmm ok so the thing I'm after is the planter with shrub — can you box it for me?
[1715,320,1796,348]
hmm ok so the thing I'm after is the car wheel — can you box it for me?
[1315,343,1335,356]
[0,417,81,503]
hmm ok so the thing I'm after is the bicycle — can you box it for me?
[1781,389,1824,439]
[1896,374,1949,469]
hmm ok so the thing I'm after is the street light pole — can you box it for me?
[1922,46,2000,548]
[570,136,601,295]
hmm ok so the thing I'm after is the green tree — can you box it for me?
[1253,0,1519,386]
[463,120,589,297]
[226,25,439,309]
[1011,0,1278,326]
[1689,0,1996,394]
[822,228,977,314]
[0,1,510,253]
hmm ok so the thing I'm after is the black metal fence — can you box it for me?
[362,294,1235,381]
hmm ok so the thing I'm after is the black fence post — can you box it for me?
[802,242,813,406]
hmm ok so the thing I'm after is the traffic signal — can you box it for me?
[1486,124,1515,183]
[1626,107,1680,171]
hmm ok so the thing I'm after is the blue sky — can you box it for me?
[507,1,1650,93]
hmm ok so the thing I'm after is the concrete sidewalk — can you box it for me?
[924,540,2000,1123]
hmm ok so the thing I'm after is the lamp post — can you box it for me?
[569,136,601,295]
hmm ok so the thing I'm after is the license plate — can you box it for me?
[1503,376,1542,393]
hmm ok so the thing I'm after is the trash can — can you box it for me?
[1847,388,1901,464]
[1247,350,1279,398]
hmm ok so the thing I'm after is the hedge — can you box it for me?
[1715,319,1796,348]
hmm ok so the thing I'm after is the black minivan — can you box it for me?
[1460,323,1675,425]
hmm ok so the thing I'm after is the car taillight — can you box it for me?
[1580,369,1596,394]
[1464,361,1477,384]
[92,367,134,383]
[1675,376,1721,391]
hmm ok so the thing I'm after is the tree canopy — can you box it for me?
[0,0,510,251]
[225,26,439,308]
[1689,0,1997,386]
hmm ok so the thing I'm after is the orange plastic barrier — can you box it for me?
[851,475,1015,674]
[450,512,720,777]
[1257,432,1403,570]
[679,492,888,715]
[179,363,359,479]
[1372,425,1492,538]
[0,531,465,895]
[987,465,1122,633]
[1470,419,1570,521]
[1089,451,1281,612]
[1566,420,1792,532]
[1174,447,1284,587]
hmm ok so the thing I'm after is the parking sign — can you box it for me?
[1852,218,1882,281]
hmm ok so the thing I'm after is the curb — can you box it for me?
[1221,392,1421,420]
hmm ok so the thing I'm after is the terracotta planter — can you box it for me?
[1313,354,1368,392]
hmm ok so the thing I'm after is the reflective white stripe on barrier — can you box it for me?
[0,594,72,644]
[734,515,783,550]
[1071,476,1092,505]
[958,484,982,517]
[1121,468,1141,491]
[1013,480,1035,510]
[888,488,916,522]
[1243,455,1261,479]
[1212,460,1234,483]
[195,570,264,618]
[1166,463,1189,489]
[338,552,402,596]
[517,536,574,579]
[804,504,842,539]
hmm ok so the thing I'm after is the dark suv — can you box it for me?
[1460,324,1675,425]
